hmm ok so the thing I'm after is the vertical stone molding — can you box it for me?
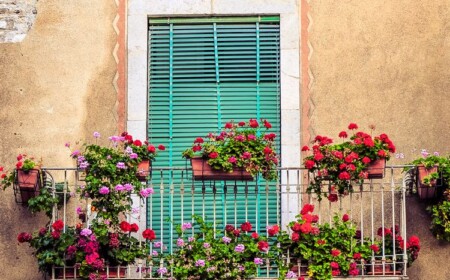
[0,0,38,43]
[113,0,127,132]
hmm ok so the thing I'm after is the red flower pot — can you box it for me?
[417,164,440,199]
[366,261,401,275]
[190,157,253,181]
[136,160,151,181]
[366,159,386,179]
[99,267,127,278]
[15,168,41,204]
[54,267,79,279]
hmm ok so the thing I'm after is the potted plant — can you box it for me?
[407,150,449,199]
[121,131,165,181]
[18,218,157,279]
[1,153,43,204]
[182,119,279,181]
[302,123,395,201]
[159,215,279,280]
[69,132,162,224]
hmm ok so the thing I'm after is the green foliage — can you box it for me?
[163,215,278,280]
[182,119,279,180]
[27,183,70,218]
[429,200,450,241]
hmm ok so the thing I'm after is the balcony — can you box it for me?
[30,165,413,279]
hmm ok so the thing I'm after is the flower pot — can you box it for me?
[54,267,79,279]
[136,160,151,181]
[15,168,41,204]
[417,164,441,199]
[366,261,401,275]
[99,267,127,278]
[190,157,253,181]
[366,159,386,179]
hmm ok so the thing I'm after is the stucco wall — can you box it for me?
[0,0,117,279]
[307,1,450,279]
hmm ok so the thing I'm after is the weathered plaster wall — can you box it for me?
[307,1,450,279]
[0,0,117,279]
[0,0,37,43]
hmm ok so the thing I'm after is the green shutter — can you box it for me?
[148,18,280,252]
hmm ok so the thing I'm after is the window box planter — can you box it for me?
[366,159,386,179]
[190,157,253,181]
[136,160,151,181]
[417,164,441,199]
[366,261,402,276]
[14,168,42,204]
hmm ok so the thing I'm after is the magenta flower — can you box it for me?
[116,162,126,169]
[234,244,245,253]
[115,184,125,191]
[176,238,185,247]
[228,156,237,164]
[181,222,192,231]
[93,132,100,138]
[254,258,263,265]
[222,236,231,244]
[195,259,205,267]
[242,152,251,159]
[99,186,109,195]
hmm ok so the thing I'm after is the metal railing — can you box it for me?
[40,165,413,279]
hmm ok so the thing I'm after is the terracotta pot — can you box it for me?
[190,157,253,181]
[366,261,401,275]
[366,159,386,179]
[54,267,79,279]
[99,267,127,278]
[15,168,41,204]
[136,160,151,181]
[417,164,440,199]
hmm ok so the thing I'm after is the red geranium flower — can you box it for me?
[240,222,252,232]
[305,160,315,170]
[194,137,204,144]
[267,225,279,236]
[338,131,348,138]
[342,214,349,222]
[238,121,246,127]
[158,145,166,151]
[130,223,139,232]
[133,140,142,147]
[17,232,32,243]
[52,220,64,231]
[142,229,156,240]
[147,145,156,153]
[353,252,362,260]
[301,145,310,152]
[51,231,61,239]
[224,122,233,129]
[300,204,314,215]
[263,120,272,129]
[291,232,300,242]
[209,152,219,159]
[331,249,341,256]
[257,240,269,252]
[251,232,259,239]
[249,119,259,128]
[348,123,358,130]
[225,225,235,232]
[120,221,131,232]
[370,244,380,252]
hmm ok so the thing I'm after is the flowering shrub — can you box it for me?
[0,153,42,190]
[18,218,156,279]
[70,132,163,223]
[182,119,279,180]
[277,204,372,280]
[302,123,395,200]
[161,215,280,279]
[371,225,421,268]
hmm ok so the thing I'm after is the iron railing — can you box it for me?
[38,165,413,279]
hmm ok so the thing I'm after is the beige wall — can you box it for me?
[307,1,450,279]
[0,1,117,279]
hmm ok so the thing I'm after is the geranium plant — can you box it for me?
[182,119,279,180]
[69,132,163,223]
[302,123,395,200]
[406,150,450,188]
[1,153,42,190]
[18,217,157,279]
[160,215,280,279]
[277,204,372,280]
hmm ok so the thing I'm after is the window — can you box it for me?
[147,17,281,249]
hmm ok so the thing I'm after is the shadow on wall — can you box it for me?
[405,196,450,280]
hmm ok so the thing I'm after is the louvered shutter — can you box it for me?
[147,17,281,251]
